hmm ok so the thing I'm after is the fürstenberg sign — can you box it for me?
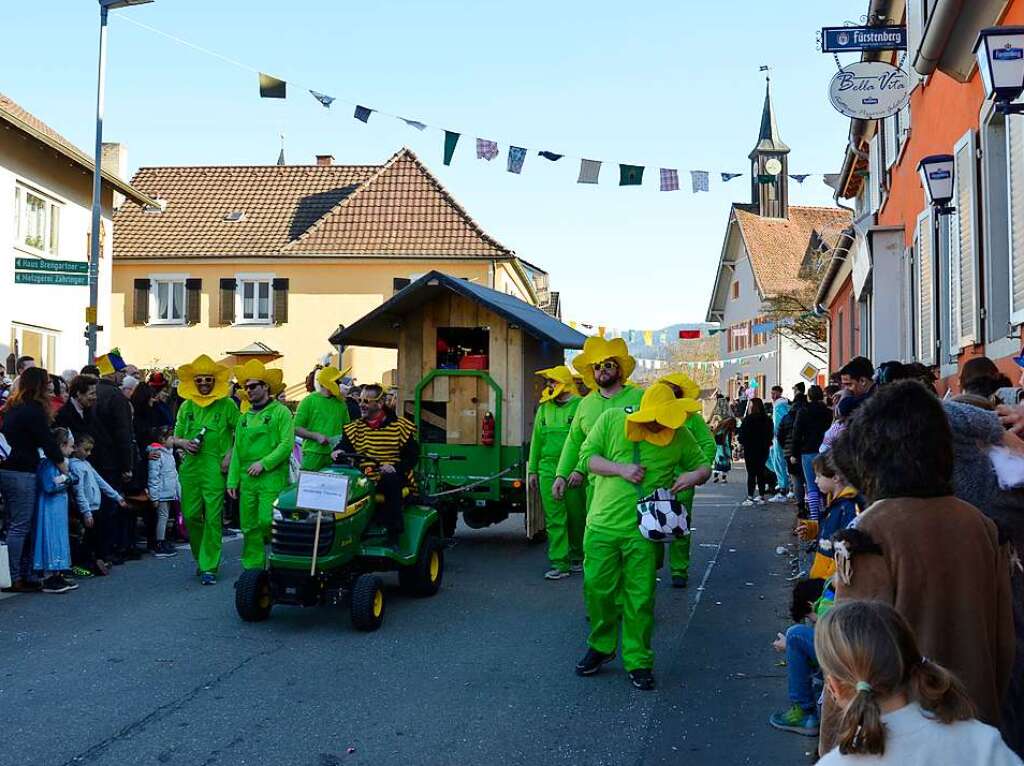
[828,61,911,120]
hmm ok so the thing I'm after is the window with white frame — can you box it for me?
[14,183,61,256]
[149,276,187,325]
[236,274,273,323]
[868,133,882,214]
[10,323,58,372]
[948,130,979,351]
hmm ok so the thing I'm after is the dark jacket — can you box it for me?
[791,401,832,455]
[0,400,63,473]
[737,412,773,459]
[54,399,98,442]
[93,379,134,475]
[778,405,802,459]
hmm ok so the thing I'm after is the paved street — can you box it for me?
[0,470,810,766]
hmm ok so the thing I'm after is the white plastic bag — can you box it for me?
[989,445,1024,490]
[0,544,11,590]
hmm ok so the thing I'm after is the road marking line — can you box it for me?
[683,500,741,631]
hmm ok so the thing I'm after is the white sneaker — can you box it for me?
[544,568,571,580]
[769,493,786,503]
[741,498,755,507]
[756,496,767,505]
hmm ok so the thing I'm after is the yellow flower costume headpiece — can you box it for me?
[571,337,637,391]
[315,365,349,399]
[656,372,701,401]
[176,354,231,408]
[625,383,700,446]
[234,360,285,413]
[536,365,577,404]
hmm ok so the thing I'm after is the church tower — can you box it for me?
[749,77,790,219]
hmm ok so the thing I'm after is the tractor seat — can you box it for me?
[374,487,411,504]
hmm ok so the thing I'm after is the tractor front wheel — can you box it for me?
[235,569,273,622]
[399,536,444,597]
[350,574,385,631]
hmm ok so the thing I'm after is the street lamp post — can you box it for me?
[917,154,956,362]
[87,0,153,364]
[974,26,1024,115]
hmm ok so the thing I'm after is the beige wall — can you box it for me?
[110,258,531,393]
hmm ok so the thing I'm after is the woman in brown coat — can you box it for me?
[822,381,1015,754]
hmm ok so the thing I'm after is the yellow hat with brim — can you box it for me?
[656,372,701,401]
[536,365,576,403]
[237,365,285,413]
[625,383,700,444]
[177,354,231,408]
[316,365,348,399]
[572,337,637,391]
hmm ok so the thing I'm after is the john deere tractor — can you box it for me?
[234,456,444,631]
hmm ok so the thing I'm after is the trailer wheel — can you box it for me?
[235,569,272,622]
[399,536,444,597]
[351,574,385,631]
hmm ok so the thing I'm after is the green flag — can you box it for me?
[619,164,644,186]
[443,131,460,166]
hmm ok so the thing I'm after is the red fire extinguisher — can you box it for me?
[481,412,495,446]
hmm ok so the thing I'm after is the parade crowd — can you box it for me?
[3,338,1024,763]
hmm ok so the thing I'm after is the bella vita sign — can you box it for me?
[828,61,911,120]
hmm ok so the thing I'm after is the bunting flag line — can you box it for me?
[691,170,710,193]
[402,117,427,130]
[476,139,499,161]
[721,172,743,182]
[643,330,654,347]
[538,150,563,161]
[752,321,776,334]
[678,329,701,339]
[507,146,527,174]
[578,159,602,184]
[789,174,811,184]
[443,131,460,166]
[309,90,334,108]
[258,73,286,99]
[619,164,644,186]
[660,168,679,192]
[353,105,373,123]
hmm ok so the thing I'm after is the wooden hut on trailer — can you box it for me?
[329,270,586,534]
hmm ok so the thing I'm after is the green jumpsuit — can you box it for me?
[660,413,716,580]
[579,409,705,671]
[174,397,239,575]
[227,400,295,570]
[293,392,350,471]
[528,396,586,572]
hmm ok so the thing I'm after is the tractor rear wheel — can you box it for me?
[399,536,444,597]
[235,569,272,622]
[350,574,385,631]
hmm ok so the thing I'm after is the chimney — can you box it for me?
[101,142,127,210]
[316,154,334,167]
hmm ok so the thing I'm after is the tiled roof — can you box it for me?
[0,91,152,205]
[113,148,514,260]
[733,205,852,297]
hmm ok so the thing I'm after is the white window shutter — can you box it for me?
[952,130,978,347]
[917,209,935,365]
[885,115,899,170]
[869,134,882,213]
[1009,115,1024,323]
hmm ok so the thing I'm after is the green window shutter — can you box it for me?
[272,278,289,324]
[133,278,150,325]
[219,278,236,325]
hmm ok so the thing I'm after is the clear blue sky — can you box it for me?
[3,0,862,329]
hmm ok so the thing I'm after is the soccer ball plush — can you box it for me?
[637,491,688,541]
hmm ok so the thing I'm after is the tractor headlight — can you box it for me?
[272,501,283,521]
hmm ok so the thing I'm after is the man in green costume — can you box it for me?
[655,372,715,588]
[528,365,586,580]
[552,337,644,506]
[293,365,350,471]
[574,384,711,690]
[227,360,296,571]
[173,354,239,586]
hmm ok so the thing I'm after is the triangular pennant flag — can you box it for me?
[402,118,427,131]
[659,168,679,191]
[721,172,742,182]
[619,164,644,186]
[309,90,335,108]
[691,170,710,192]
[476,139,499,161]
[789,174,811,184]
[258,73,286,99]
[538,150,563,161]
[577,159,602,184]
[443,131,460,166]
[643,330,653,347]
[354,105,373,123]
[507,146,527,174]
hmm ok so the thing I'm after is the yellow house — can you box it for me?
[110,148,541,393]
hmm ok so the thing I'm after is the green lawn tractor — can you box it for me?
[234,456,444,631]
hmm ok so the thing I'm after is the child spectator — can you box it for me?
[32,427,76,593]
[769,577,826,737]
[820,381,1015,754]
[799,449,864,581]
[815,600,1022,765]
[712,418,734,483]
[146,426,180,558]
[69,433,126,575]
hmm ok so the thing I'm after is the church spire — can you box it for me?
[749,69,790,219]
[749,73,789,158]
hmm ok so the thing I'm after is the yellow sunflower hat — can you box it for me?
[656,372,701,401]
[572,336,637,391]
[176,354,231,408]
[316,365,349,399]
[536,365,577,403]
[625,383,701,445]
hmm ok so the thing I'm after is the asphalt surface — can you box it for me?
[0,469,812,766]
